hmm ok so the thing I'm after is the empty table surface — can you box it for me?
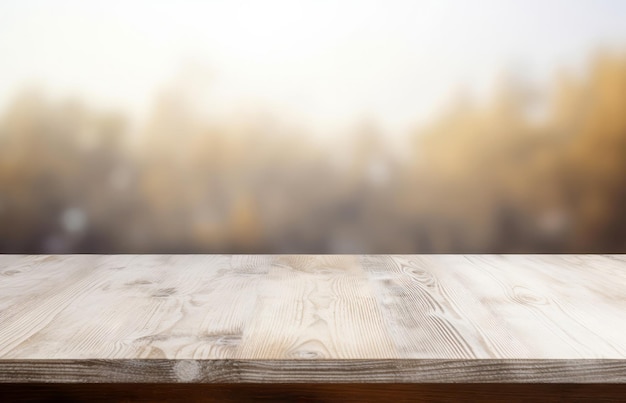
[0,254,625,383]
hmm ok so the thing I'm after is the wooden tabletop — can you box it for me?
[0,254,625,383]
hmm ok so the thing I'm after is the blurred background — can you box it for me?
[1,0,626,253]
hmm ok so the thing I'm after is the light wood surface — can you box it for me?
[0,254,625,383]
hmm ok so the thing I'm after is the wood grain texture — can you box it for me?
[0,254,625,383]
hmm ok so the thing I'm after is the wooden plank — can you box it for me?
[0,254,625,383]
[361,255,626,359]
[237,255,397,359]
[0,359,625,383]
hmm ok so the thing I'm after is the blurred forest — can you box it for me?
[1,52,626,253]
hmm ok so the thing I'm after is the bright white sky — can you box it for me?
[1,0,626,136]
